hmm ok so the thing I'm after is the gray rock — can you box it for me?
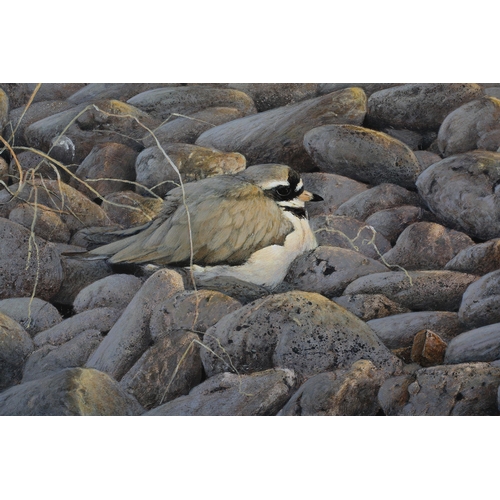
[366,83,484,131]
[332,294,411,321]
[4,100,76,148]
[377,374,416,416]
[149,289,242,341]
[293,172,369,217]
[135,143,246,197]
[22,329,103,382]
[458,270,500,328]
[8,150,67,183]
[33,307,121,347]
[0,157,7,185]
[201,291,402,382]
[8,203,71,243]
[437,96,500,156]
[196,88,367,172]
[120,329,202,410]
[303,125,422,188]
[416,151,500,240]
[318,83,402,96]
[413,150,441,172]
[0,179,110,233]
[0,367,144,416]
[383,127,426,150]
[127,87,257,121]
[0,297,62,337]
[0,312,34,391]
[0,218,63,301]
[310,215,391,260]
[365,206,434,245]
[193,276,272,305]
[284,246,389,298]
[228,83,319,111]
[445,238,500,275]
[68,83,179,104]
[73,274,143,313]
[101,191,163,228]
[444,323,500,364]
[70,142,138,200]
[86,269,185,380]
[278,360,386,416]
[367,311,466,349]
[54,252,114,305]
[335,183,423,220]
[0,87,8,131]
[142,107,245,147]
[24,100,160,164]
[145,369,296,416]
[381,222,474,271]
[30,83,87,103]
[344,271,478,312]
[400,362,500,415]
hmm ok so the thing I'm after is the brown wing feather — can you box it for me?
[94,177,293,266]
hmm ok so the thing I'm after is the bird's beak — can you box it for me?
[298,190,323,202]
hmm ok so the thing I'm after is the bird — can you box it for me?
[84,163,323,289]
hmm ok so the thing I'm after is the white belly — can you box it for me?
[192,212,317,289]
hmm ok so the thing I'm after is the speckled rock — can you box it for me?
[416,151,500,240]
[366,83,483,131]
[0,367,144,416]
[22,329,103,383]
[0,86,8,131]
[377,373,416,416]
[381,222,474,271]
[290,172,369,218]
[0,218,63,301]
[303,125,422,187]
[284,246,388,298]
[278,360,386,416]
[0,179,110,233]
[29,83,87,103]
[142,107,245,147]
[101,191,163,228]
[135,143,246,197]
[86,269,185,380]
[128,87,257,121]
[382,127,428,150]
[367,311,466,349]
[335,183,423,221]
[196,88,367,172]
[193,276,271,305]
[228,83,319,111]
[24,100,160,164]
[70,142,138,200]
[201,291,402,382]
[365,206,434,245]
[318,83,402,96]
[8,151,64,183]
[445,239,500,275]
[344,271,478,312]
[4,100,76,148]
[120,329,202,410]
[458,270,500,328]
[73,274,143,313]
[0,312,34,390]
[0,297,61,337]
[332,294,411,321]
[413,150,441,172]
[149,289,242,341]
[310,215,391,260]
[33,307,121,348]
[145,369,296,416]
[399,362,500,416]
[8,203,71,243]
[444,323,500,364]
[68,83,178,104]
[437,96,500,156]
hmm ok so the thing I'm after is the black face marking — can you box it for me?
[265,169,303,202]
[283,206,307,219]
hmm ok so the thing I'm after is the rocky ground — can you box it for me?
[0,82,499,416]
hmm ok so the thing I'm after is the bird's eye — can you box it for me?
[275,185,292,197]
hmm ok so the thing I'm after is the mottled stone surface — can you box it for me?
[445,323,500,364]
[445,239,500,276]
[332,294,410,321]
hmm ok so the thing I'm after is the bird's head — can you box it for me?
[239,164,323,215]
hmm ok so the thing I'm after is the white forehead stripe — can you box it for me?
[295,180,303,192]
[260,180,290,190]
